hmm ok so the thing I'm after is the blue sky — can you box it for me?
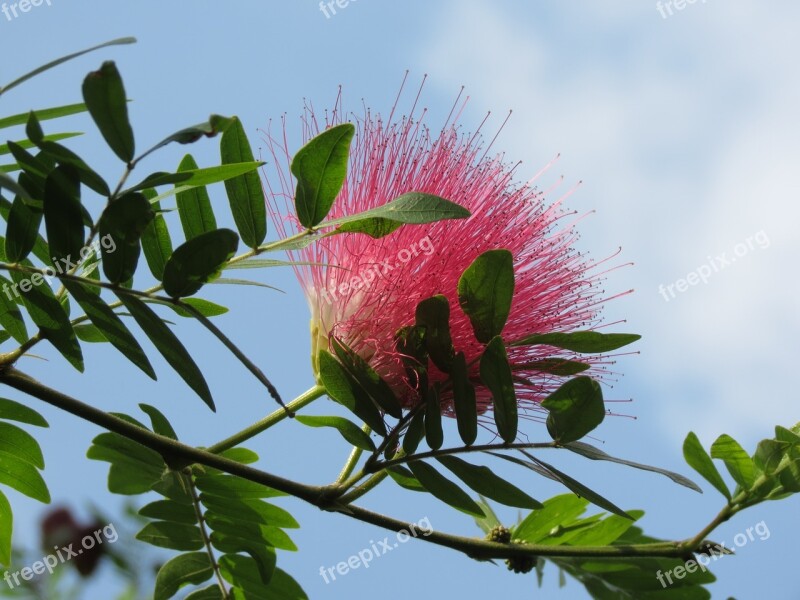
[1,1,798,598]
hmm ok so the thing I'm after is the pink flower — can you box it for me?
[264,85,627,421]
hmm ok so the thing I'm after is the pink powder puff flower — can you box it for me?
[264,84,628,425]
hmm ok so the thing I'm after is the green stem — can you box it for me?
[335,426,370,484]
[184,470,229,599]
[0,366,721,562]
[207,385,326,454]
[338,471,389,504]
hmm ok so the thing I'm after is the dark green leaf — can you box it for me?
[36,141,109,195]
[87,431,165,494]
[387,465,425,492]
[457,249,514,343]
[0,398,48,427]
[64,279,156,378]
[74,323,107,343]
[0,133,82,157]
[210,531,276,584]
[162,229,239,298]
[451,351,477,446]
[317,350,386,436]
[424,386,443,450]
[0,103,88,130]
[98,192,154,283]
[141,190,173,280]
[291,123,354,228]
[332,217,402,239]
[0,274,28,343]
[525,454,632,519]
[408,460,484,517]
[415,295,454,371]
[221,117,267,247]
[116,293,214,410]
[82,61,134,162]
[296,415,375,451]
[541,377,605,444]
[479,336,517,444]
[567,441,701,492]
[330,337,403,420]
[153,553,213,600]
[25,111,44,144]
[436,455,541,509]
[206,514,296,551]
[402,409,426,455]
[0,450,49,502]
[682,432,731,499]
[0,172,29,200]
[167,298,229,318]
[515,359,591,376]
[10,267,83,371]
[5,194,42,262]
[184,585,224,600]
[710,434,757,489]
[139,115,235,160]
[176,154,217,240]
[510,331,642,353]
[199,495,299,529]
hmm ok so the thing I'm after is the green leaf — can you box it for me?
[424,386,444,451]
[5,194,42,262]
[0,103,88,130]
[541,377,605,444]
[74,323,107,343]
[332,217,402,239]
[221,117,267,247]
[295,415,374,451]
[194,474,285,499]
[567,511,644,547]
[98,192,154,283]
[0,450,49,502]
[0,422,44,468]
[162,229,239,298]
[176,154,217,240]
[0,37,137,96]
[0,274,28,343]
[510,331,642,353]
[436,455,541,509]
[515,359,591,377]
[136,521,203,551]
[710,434,758,489]
[153,553,213,600]
[116,293,214,410]
[514,494,590,543]
[567,441,702,493]
[137,115,235,162]
[139,404,179,440]
[0,398,48,427]
[525,454,632,519]
[479,336,517,444]
[82,61,135,162]
[210,531,276,584]
[415,295,454,371]
[184,586,223,600]
[330,338,403,420]
[325,191,470,229]
[0,491,10,566]
[682,432,731,499]
[87,431,165,494]
[10,267,83,371]
[220,556,307,600]
[387,465,425,492]
[451,351,478,446]
[206,514,296,551]
[139,499,197,525]
[318,349,387,436]
[457,249,514,343]
[141,191,173,280]
[407,460,485,517]
[63,279,156,379]
[291,123,354,228]
[166,298,229,318]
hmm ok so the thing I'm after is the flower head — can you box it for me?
[264,85,626,424]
